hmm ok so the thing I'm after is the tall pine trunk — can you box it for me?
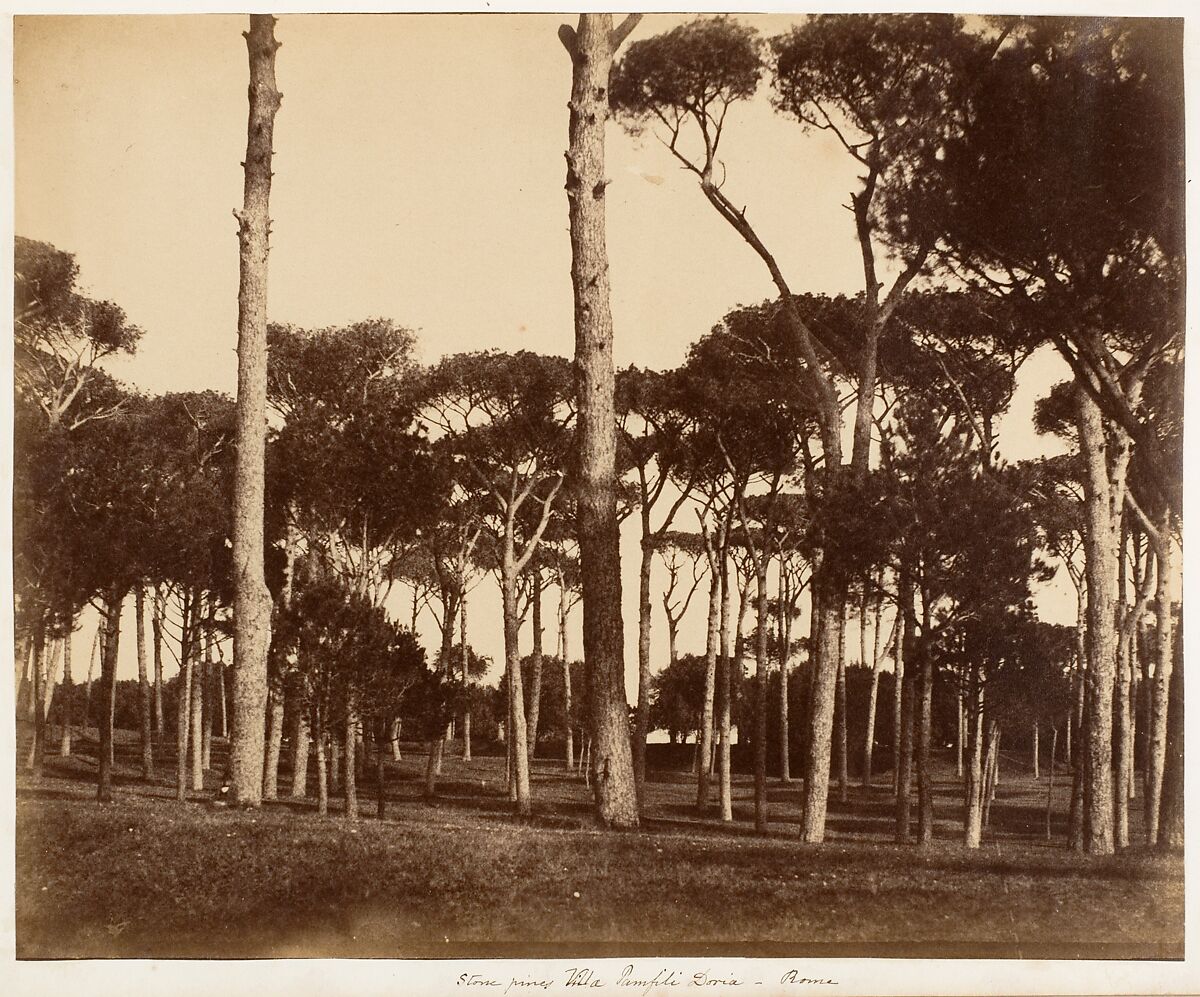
[152,586,165,737]
[59,625,73,757]
[634,537,654,795]
[190,619,205,791]
[1147,535,1175,842]
[344,707,358,820]
[561,12,642,830]
[462,593,473,762]
[136,586,153,779]
[1076,390,1118,854]
[263,688,285,799]
[779,556,792,783]
[97,591,124,802]
[696,553,719,810]
[526,572,544,760]
[753,563,770,833]
[964,685,985,848]
[229,12,281,807]
[718,546,733,822]
[29,624,45,776]
[502,563,532,815]
[176,601,193,803]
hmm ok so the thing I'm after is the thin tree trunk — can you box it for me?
[895,648,914,844]
[376,719,388,819]
[1032,721,1040,781]
[634,537,654,793]
[462,592,473,762]
[964,685,985,848]
[718,546,733,822]
[526,571,544,760]
[228,12,281,808]
[1157,647,1183,850]
[956,690,964,779]
[696,557,720,810]
[290,714,310,798]
[779,556,792,784]
[344,707,358,820]
[835,601,848,804]
[190,621,204,791]
[83,621,101,733]
[917,618,934,846]
[753,564,770,833]
[97,592,124,802]
[1147,537,1174,842]
[176,601,193,803]
[263,688,284,799]
[152,586,165,737]
[1046,727,1058,840]
[502,565,532,815]
[561,11,641,830]
[59,624,73,757]
[982,723,999,828]
[315,713,328,816]
[136,586,153,779]
[558,590,572,770]
[29,625,45,776]
[330,736,340,794]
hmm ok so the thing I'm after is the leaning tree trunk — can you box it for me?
[696,560,720,810]
[561,11,641,830]
[228,12,281,808]
[97,591,124,803]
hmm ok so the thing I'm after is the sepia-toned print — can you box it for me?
[11,9,1186,985]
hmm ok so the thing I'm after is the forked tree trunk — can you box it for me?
[97,591,124,802]
[136,586,153,779]
[561,11,641,830]
[228,12,282,808]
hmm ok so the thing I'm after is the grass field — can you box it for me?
[15,726,1184,960]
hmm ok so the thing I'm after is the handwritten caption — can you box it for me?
[457,966,837,995]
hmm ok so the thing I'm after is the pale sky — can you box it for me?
[14,13,1077,691]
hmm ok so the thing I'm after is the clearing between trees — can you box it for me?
[16,727,1181,960]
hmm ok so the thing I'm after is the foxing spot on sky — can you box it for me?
[13,12,1075,689]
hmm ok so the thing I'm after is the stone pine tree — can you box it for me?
[229,14,282,806]
[559,12,642,829]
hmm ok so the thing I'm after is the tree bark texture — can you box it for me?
[696,558,719,810]
[229,13,281,807]
[634,539,654,794]
[562,12,641,830]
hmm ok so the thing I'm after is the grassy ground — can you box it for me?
[15,726,1184,959]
